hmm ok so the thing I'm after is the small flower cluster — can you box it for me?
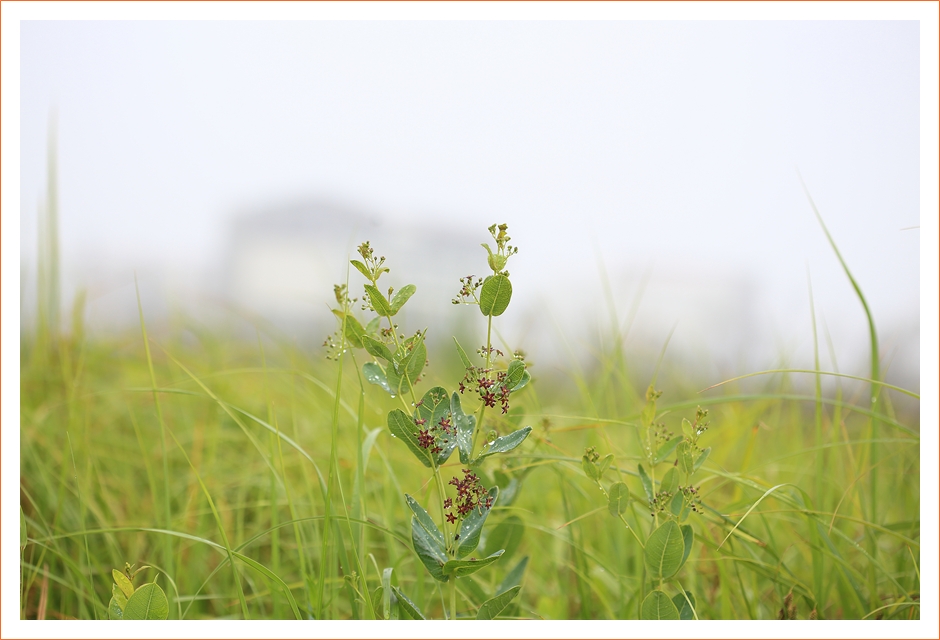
[452,275,483,305]
[458,365,512,414]
[416,413,454,456]
[652,423,674,447]
[680,484,703,514]
[323,332,343,361]
[649,488,673,517]
[444,468,493,526]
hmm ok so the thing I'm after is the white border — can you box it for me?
[3,2,937,638]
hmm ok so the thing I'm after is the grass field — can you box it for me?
[18,285,920,621]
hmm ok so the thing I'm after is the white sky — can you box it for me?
[3,3,939,637]
[16,14,927,375]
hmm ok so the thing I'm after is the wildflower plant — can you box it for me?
[328,224,532,620]
[582,387,711,620]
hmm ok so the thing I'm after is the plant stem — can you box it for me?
[450,576,457,620]
[471,313,495,455]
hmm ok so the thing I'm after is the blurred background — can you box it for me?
[18,19,921,390]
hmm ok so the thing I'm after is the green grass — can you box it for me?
[19,305,919,620]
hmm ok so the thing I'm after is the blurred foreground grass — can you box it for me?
[19,308,920,621]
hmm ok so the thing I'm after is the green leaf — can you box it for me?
[510,369,531,393]
[415,387,455,465]
[389,284,416,315]
[387,409,433,467]
[111,582,127,607]
[365,316,381,336]
[653,435,683,464]
[350,259,372,281]
[108,596,124,620]
[123,582,169,620]
[112,569,134,599]
[362,362,392,394]
[669,491,685,517]
[483,515,525,560]
[673,590,696,620]
[362,335,393,363]
[474,426,532,463]
[505,360,526,390]
[457,486,498,558]
[386,334,426,396]
[479,274,512,317]
[680,524,694,569]
[412,516,448,582]
[405,494,446,551]
[452,392,476,465]
[391,586,426,620]
[644,520,685,580]
[337,312,365,349]
[454,336,474,368]
[20,506,26,548]
[641,590,679,620]
[660,467,679,494]
[607,482,630,516]
[364,284,392,316]
[476,585,521,620]
[597,454,613,478]
[638,464,654,503]
[677,441,694,475]
[693,447,711,472]
[443,550,504,577]
[581,455,598,481]
[681,417,694,439]
[496,556,528,595]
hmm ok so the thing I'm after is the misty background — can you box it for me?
[18,19,922,390]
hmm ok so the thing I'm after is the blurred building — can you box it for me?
[223,199,481,342]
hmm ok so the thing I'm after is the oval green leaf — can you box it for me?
[123,582,169,620]
[476,585,522,620]
[350,259,372,281]
[680,523,694,569]
[387,409,433,467]
[582,454,599,481]
[108,596,124,620]
[644,520,685,580]
[660,467,679,495]
[479,274,512,317]
[653,435,683,464]
[391,586,426,620]
[454,336,474,368]
[389,284,416,315]
[672,590,696,620]
[364,284,392,316]
[505,359,526,389]
[362,362,392,394]
[608,482,630,516]
[474,426,532,463]
[443,549,504,577]
[694,447,711,472]
[112,569,134,599]
[457,486,498,558]
[411,516,448,582]
[362,335,393,363]
[641,589,679,620]
[452,392,476,465]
